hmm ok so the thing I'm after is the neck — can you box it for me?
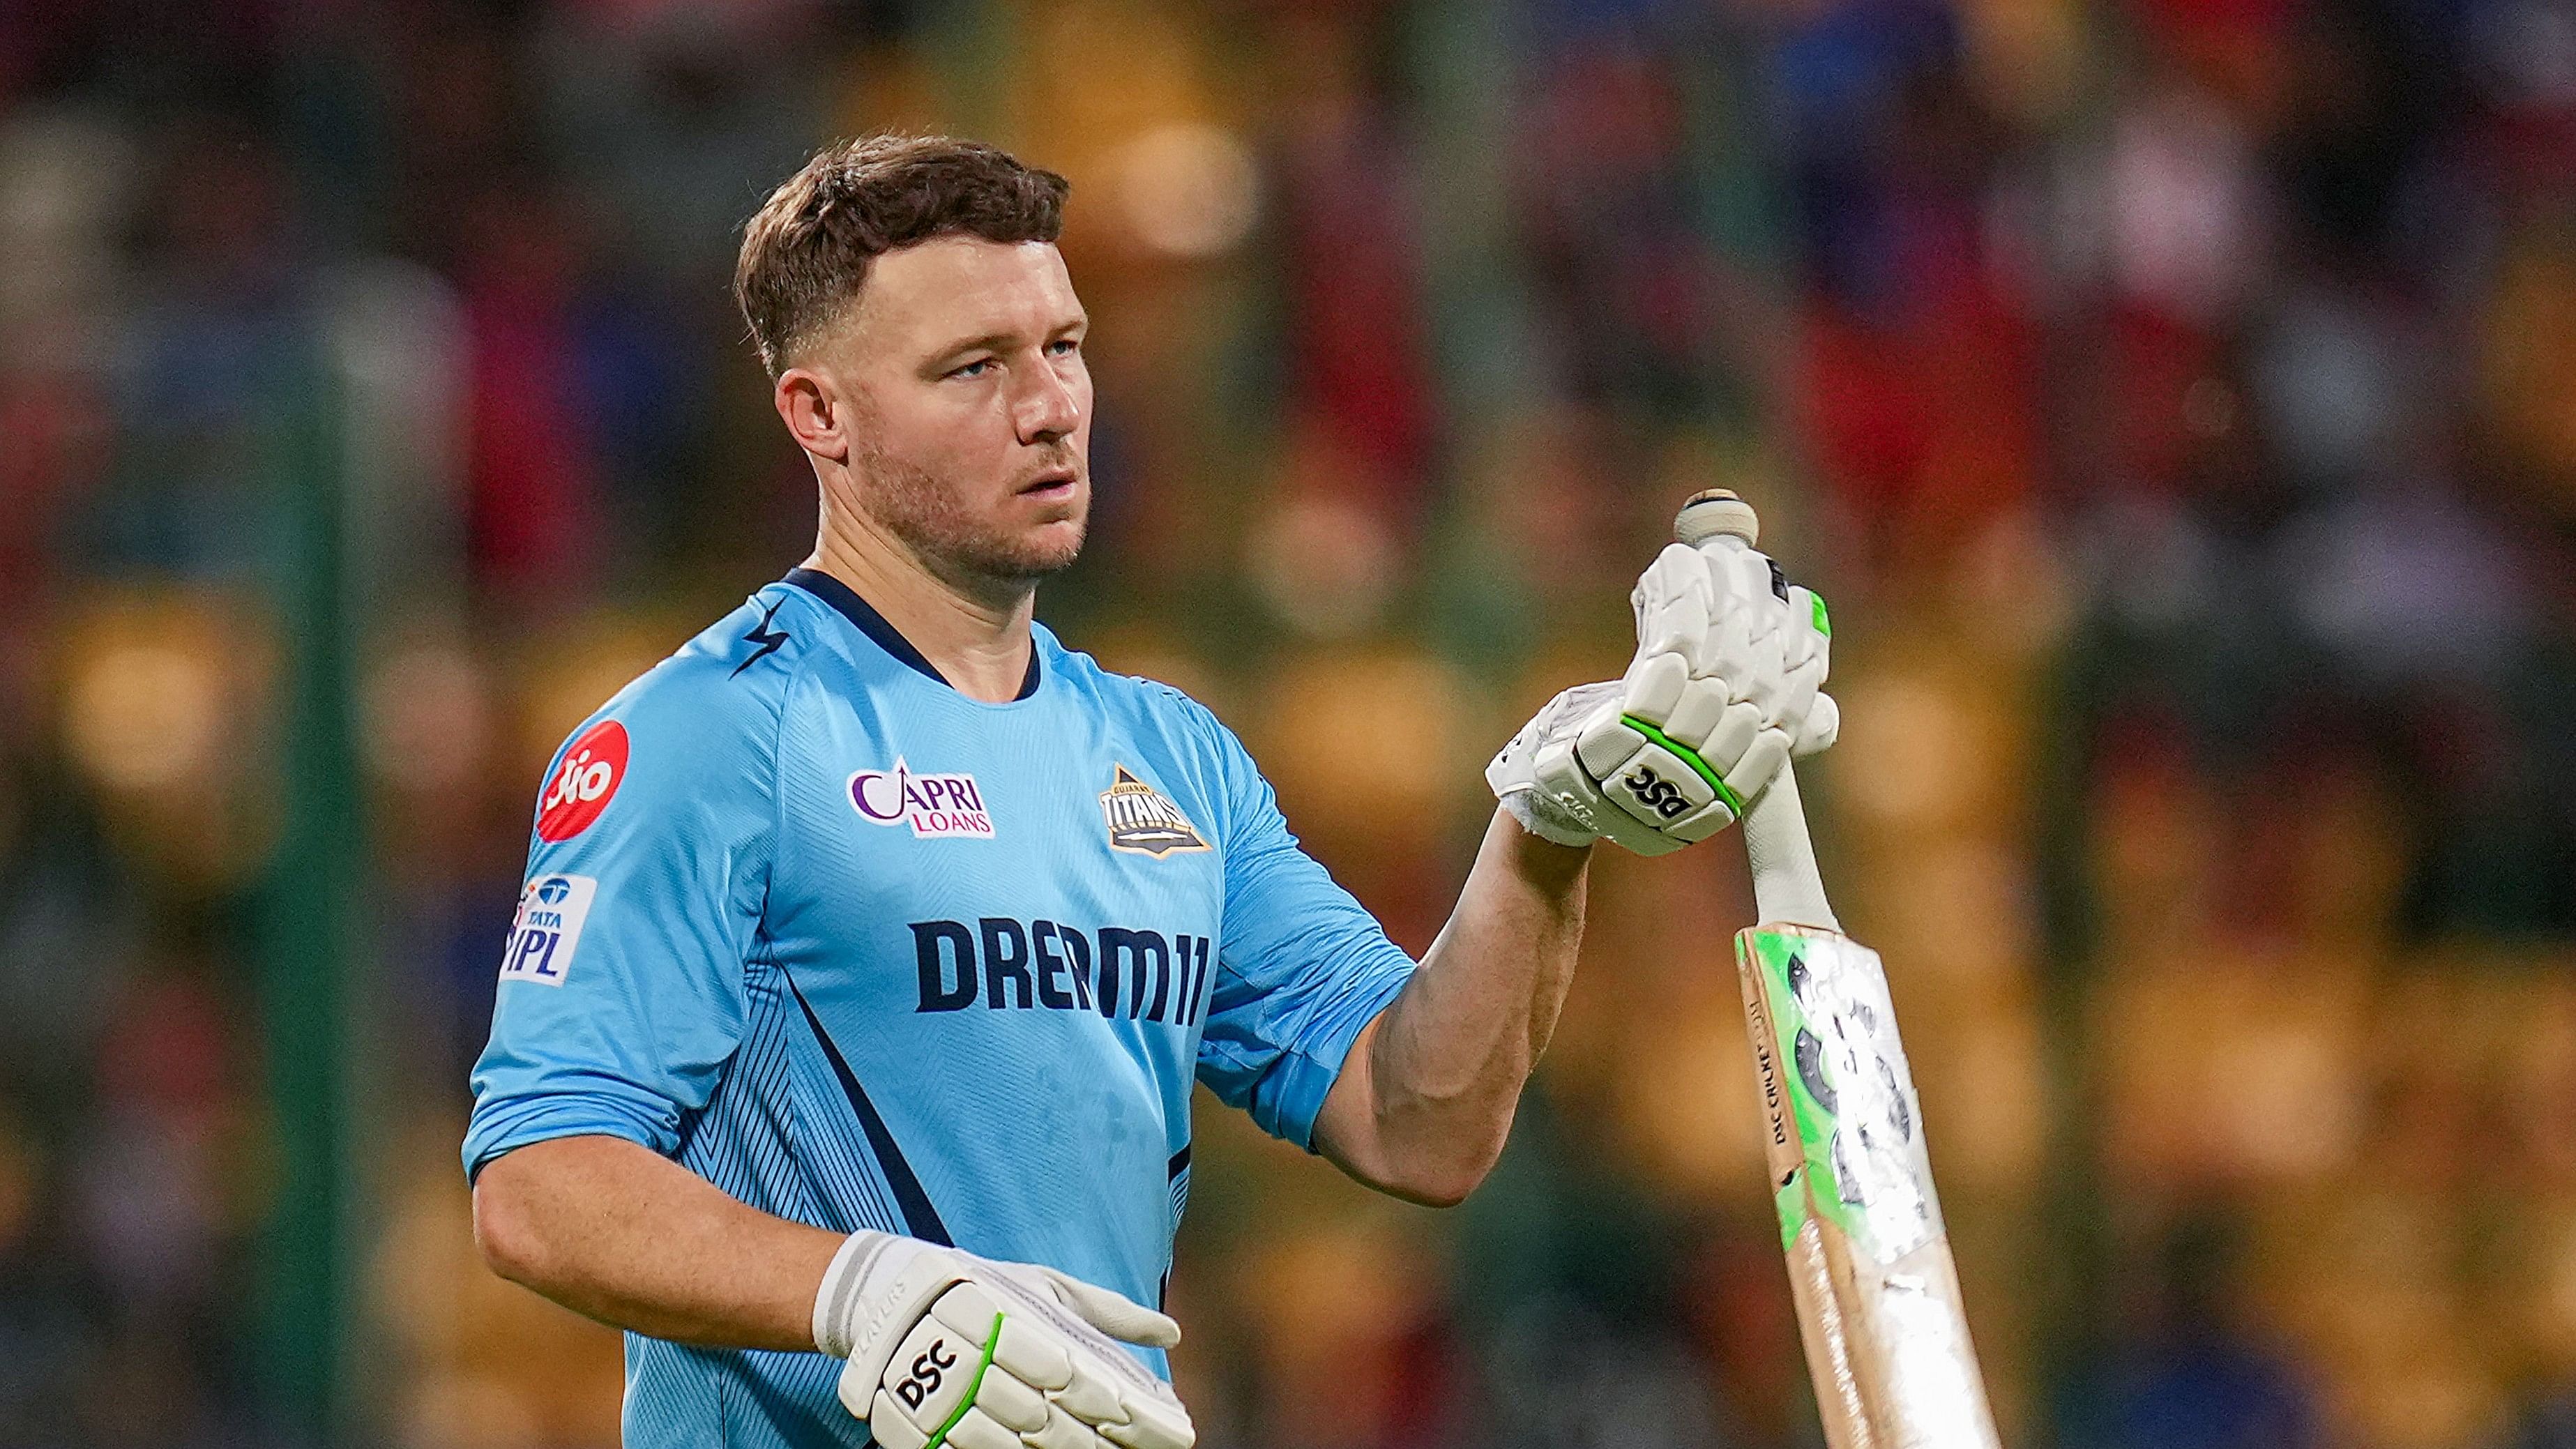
[804,506,1036,705]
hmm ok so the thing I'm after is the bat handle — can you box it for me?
[1742,761,1840,932]
[1673,488,1842,934]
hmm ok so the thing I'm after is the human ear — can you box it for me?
[775,366,851,464]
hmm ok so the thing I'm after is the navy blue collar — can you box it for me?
[782,568,1042,701]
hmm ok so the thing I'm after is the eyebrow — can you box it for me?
[927,314,1090,365]
[935,331,1018,361]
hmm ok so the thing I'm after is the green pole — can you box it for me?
[920,0,1019,142]
[259,339,361,1443]
[1408,0,1559,681]
[1409,0,1540,427]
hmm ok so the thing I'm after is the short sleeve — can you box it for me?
[1191,710,1416,1151]
[462,657,781,1181]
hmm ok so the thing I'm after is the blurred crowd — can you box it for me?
[2,0,2575,1446]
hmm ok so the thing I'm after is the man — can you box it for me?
[464,135,1833,1449]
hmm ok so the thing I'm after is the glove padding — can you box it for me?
[1489,542,1834,856]
[815,1231,1193,1449]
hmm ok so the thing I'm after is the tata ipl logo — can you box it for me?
[849,759,996,839]
[499,874,596,987]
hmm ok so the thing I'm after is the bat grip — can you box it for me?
[1743,738,1840,932]
[1682,513,1841,932]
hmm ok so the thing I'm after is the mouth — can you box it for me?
[1017,466,1080,501]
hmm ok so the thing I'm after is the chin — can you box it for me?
[982,519,1085,581]
[1022,503,1087,560]
[1017,531,1086,578]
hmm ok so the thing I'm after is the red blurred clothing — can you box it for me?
[1280,114,1433,517]
[460,208,605,604]
[1798,264,2038,557]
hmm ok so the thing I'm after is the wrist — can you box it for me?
[1491,806,1593,890]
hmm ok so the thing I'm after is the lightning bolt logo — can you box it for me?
[731,598,790,678]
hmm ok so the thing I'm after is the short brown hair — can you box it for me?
[734,135,1070,375]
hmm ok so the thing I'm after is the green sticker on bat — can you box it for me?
[1774,1171,1808,1252]
[1738,927,1943,1267]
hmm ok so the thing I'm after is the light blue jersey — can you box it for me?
[464,570,1416,1448]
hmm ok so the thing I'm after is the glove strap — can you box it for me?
[1497,788,1601,848]
[814,1230,891,1357]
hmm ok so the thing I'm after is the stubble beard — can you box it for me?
[853,438,1088,599]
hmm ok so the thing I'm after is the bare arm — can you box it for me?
[1310,808,1591,1206]
[471,1134,843,1350]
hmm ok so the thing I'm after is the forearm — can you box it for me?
[472,1134,843,1350]
[1315,807,1589,1204]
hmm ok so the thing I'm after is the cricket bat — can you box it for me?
[1674,490,2003,1449]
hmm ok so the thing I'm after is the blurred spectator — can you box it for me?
[2068,1215,2321,1449]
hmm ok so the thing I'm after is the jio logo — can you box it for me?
[536,720,630,842]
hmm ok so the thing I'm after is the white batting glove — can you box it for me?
[814,1231,1193,1449]
[1488,542,1835,856]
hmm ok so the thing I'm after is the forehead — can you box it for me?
[845,236,1081,352]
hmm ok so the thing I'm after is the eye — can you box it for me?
[949,358,994,379]
[1047,337,1081,358]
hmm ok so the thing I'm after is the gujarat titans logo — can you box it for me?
[1100,766,1208,857]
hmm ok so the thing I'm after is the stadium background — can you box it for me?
[3,0,2575,1445]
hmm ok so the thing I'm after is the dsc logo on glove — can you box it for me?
[1622,765,1692,821]
[893,1338,956,1411]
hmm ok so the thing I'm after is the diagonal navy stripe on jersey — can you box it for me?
[784,972,953,1246]
[732,1357,853,1447]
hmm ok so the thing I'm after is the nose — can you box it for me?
[1013,359,1082,445]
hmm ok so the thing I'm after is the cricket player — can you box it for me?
[464,134,1834,1449]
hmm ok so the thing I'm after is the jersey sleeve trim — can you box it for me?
[1240,955,1410,1151]
[461,1088,679,1182]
